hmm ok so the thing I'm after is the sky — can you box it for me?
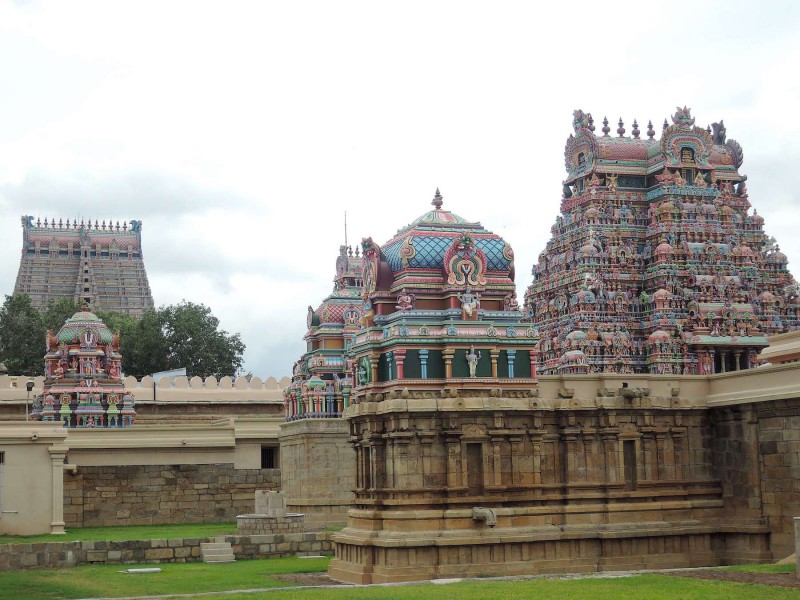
[1,0,799,377]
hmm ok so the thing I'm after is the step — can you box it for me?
[201,541,235,564]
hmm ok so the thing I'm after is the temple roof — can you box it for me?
[56,308,114,344]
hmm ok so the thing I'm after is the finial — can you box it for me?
[432,188,443,209]
[646,120,655,139]
[601,116,610,136]
[588,114,595,132]
[617,118,625,137]
[662,118,668,130]
[632,119,640,139]
[706,124,712,134]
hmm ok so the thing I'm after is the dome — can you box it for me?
[579,243,598,256]
[655,242,674,256]
[751,211,764,224]
[584,206,600,219]
[648,330,671,344]
[597,137,649,161]
[735,245,753,256]
[652,289,671,301]
[380,191,514,279]
[559,349,587,365]
[57,308,114,345]
[759,291,775,302]
[566,330,587,342]
[769,250,787,263]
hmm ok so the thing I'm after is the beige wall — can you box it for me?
[0,424,67,535]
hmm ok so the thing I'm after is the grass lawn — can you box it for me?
[0,556,330,600]
[197,573,800,600]
[0,522,236,545]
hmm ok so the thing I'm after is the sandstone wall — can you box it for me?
[63,464,280,527]
[711,398,800,559]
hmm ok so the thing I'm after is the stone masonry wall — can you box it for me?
[0,532,332,571]
[63,464,280,527]
[711,398,800,560]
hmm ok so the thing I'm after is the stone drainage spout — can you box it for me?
[472,507,497,528]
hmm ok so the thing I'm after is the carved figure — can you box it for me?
[395,289,414,311]
[458,287,481,318]
[466,346,482,377]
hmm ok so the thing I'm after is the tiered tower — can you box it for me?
[284,244,364,418]
[526,108,799,375]
[31,307,136,427]
[14,217,154,317]
[328,191,539,584]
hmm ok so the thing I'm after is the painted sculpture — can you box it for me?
[526,107,799,375]
[30,306,136,427]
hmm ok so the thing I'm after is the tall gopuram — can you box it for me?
[526,108,799,376]
[30,306,136,428]
[329,191,542,584]
[14,216,155,317]
[280,244,363,525]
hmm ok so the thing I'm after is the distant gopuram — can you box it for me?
[526,108,799,376]
[13,216,154,317]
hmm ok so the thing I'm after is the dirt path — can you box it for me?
[668,569,799,589]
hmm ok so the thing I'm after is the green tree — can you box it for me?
[41,297,82,332]
[0,294,46,375]
[159,301,245,378]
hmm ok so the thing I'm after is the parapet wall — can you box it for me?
[0,375,290,403]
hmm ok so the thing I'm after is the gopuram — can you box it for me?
[14,216,154,317]
[327,109,798,584]
[527,108,799,375]
[30,307,136,427]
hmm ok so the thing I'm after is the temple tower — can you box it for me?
[13,217,154,317]
[526,108,799,376]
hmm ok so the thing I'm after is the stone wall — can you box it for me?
[711,398,800,559]
[279,419,355,527]
[0,532,332,571]
[63,464,280,527]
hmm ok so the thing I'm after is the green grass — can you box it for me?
[724,562,796,573]
[195,574,800,600]
[0,522,236,545]
[0,556,330,600]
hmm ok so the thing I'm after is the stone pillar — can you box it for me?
[601,433,618,483]
[394,349,406,379]
[419,349,429,379]
[49,445,67,534]
[490,350,500,378]
[506,349,516,378]
[385,352,394,381]
[443,349,455,379]
[370,356,379,384]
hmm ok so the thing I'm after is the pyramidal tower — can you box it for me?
[525,108,799,376]
[13,217,154,317]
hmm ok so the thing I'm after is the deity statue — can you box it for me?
[458,287,481,318]
[466,346,482,378]
[396,289,414,311]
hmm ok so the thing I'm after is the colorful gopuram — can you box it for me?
[328,191,540,583]
[14,216,154,317]
[526,108,799,376]
[31,307,136,427]
[284,244,364,419]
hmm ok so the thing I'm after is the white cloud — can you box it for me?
[1,0,799,375]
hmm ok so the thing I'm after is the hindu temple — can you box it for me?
[31,307,136,427]
[14,216,154,317]
[526,108,799,376]
[328,191,542,583]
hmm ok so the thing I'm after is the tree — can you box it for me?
[159,301,245,378]
[42,297,82,332]
[0,294,46,376]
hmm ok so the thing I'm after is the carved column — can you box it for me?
[490,350,500,378]
[370,356,379,384]
[443,349,455,379]
[655,432,667,480]
[394,349,406,379]
[601,433,619,483]
[506,349,516,378]
[491,439,502,486]
[419,349,429,379]
[446,437,462,488]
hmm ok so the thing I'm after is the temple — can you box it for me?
[31,307,136,427]
[14,216,154,317]
[526,109,799,375]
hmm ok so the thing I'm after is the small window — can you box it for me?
[577,152,586,168]
[680,147,694,163]
[261,446,277,469]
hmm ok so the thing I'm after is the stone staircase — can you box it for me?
[200,537,235,563]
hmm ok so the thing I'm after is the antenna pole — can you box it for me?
[344,210,348,249]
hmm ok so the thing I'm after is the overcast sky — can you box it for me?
[1,0,799,377]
